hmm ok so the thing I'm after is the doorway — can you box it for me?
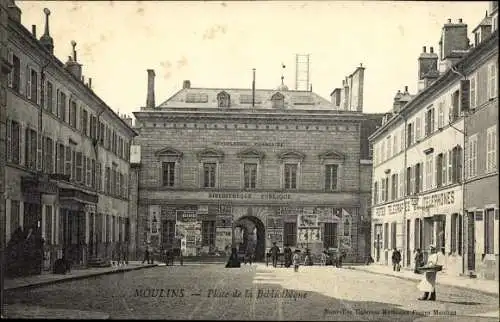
[234,216,266,261]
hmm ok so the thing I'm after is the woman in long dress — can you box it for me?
[417,244,442,301]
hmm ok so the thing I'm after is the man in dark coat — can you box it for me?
[270,242,280,268]
[225,248,241,268]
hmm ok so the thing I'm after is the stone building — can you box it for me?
[370,4,498,280]
[132,66,382,262]
[4,2,137,273]
[464,2,498,281]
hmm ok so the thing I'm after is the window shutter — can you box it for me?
[36,133,42,171]
[7,50,13,87]
[460,80,470,112]
[26,66,31,99]
[19,123,25,166]
[399,170,404,198]
[6,119,11,162]
[494,209,499,255]
[474,210,484,255]
[442,152,447,185]
[470,77,476,109]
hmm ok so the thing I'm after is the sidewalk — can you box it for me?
[346,264,499,296]
[3,261,158,291]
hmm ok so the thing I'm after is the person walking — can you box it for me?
[414,248,424,274]
[283,245,292,268]
[392,248,401,271]
[417,244,442,301]
[293,250,301,272]
[270,242,280,268]
[142,242,151,264]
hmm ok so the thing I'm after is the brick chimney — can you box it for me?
[64,41,82,79]
[146,69,156,108]
[183,80,191,89]
[439,18,469,61]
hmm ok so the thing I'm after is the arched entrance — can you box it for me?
[234,216,266,261]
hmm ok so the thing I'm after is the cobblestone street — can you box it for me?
[4,264,499,320]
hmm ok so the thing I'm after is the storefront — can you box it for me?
[140,190,361,261]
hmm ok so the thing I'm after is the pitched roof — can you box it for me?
[157,87,332,110]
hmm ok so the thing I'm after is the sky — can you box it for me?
[17,1,490,118]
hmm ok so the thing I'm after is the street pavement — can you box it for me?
[3,263,499,321]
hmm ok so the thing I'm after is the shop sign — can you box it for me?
[422,190,455,209]
[213,141,286,148]
[208,192,291,201]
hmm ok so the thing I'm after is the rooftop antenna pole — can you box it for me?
[252,68,256,107]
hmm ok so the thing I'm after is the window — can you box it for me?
[70,100,77,128]
[373,181,378,204]
[27,68,38,103]
[44,137,54,173]
[391,173,398,201]
[10,121,21,164]
[436,153,444,187]
[90,115,97,140]
[56,144,64,174]
[325,164,338,191]
[217,91,231,108]
[162,162,175,187]
[105,166,111,194]
[407,123,413,146]
[284,222,297,247]
[244,163,257,189]
[25,128,37,169]
[400,128,405,151]
[386,136,392,159]
[489,62,498,99]
[466,134,478,178]
[485,209,495,254]
[414,163,422,193]
[99,122,105,145]
[425,108,435,136]
[46,81,54,113]
[406,167,412,195]
[452,146,463,183]
[284,163,298,189]
[425,154,433,190]
[76,152,83,183]
[486,126,497,173]
[82,109,88,135]
[58,91,66,122]
[91,159,96,188]
[381,177,387,202]
[86,157,92,186]
[437,102,444,128]
[11,55,21,92]
[470,77,477,109]
[202,221,216,246]
[271,92,285,109]
[96,163,102,192]
[45,205,53,245]
[415,117,421,141]
[203,162,216,188]
[441,152,447,186]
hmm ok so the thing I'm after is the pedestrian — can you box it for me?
[414,248,424,274]
[417,244,442,301]
[391,248,401,271]
[293,250,301,272]
[284,245,292,268]
[142,243,151,264]
[225,247,241,268]
[270,242,280,268]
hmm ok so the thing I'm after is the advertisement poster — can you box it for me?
[215,228,233,256]
[176,210,201,256]
[267,228,284,248]
[298,214,318,227]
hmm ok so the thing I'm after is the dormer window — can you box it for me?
[271,92,285,109]
[217,91,230,108]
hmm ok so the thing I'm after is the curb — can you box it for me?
[347,266,499,297]
[4,264,159,292]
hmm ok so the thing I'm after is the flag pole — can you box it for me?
[252,68,256,107]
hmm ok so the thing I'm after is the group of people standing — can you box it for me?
[6,226,44,277]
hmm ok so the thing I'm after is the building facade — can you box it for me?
[464,2,498,280]
[4,2,137,273]
[370,5,498,280]
[132,67,382,262]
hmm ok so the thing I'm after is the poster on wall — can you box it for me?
[215,228,233,256]
[267,216,284,229]
[217,215,233,228]
[298,214,318,227]
[267,228,284,248]
[176,210,201,256]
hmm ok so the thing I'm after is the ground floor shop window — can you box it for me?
[202,221,216,246]
[284,222,297,247]
[324,222,337,248]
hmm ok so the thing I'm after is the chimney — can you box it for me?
[418,44,438,80]
[39,8,54,54]
[8,0,22,23]
[440,18,468,61]
[458,18,463,23]
[31,25,36,38]
[183,80,191,89]
[123,115,133,128]
[88,78,92,89]
[64,41,83,79]
[404,86,409,94]
[146,69,156,108]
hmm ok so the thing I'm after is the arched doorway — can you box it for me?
[234,216,266,261]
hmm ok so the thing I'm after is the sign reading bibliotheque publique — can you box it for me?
[208,192,292,201]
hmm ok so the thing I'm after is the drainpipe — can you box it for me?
[39,60,50,265]
[449,65,468,276]
[93,108,105,260]
[395,113,408,267]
